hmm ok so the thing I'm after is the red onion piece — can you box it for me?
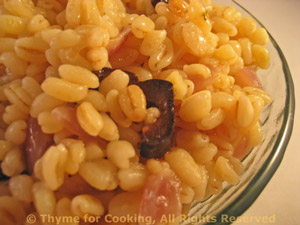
[24,117,53,174]
[139,172,182,225]
[107,26,131,56]
[51,105,106,147]
[234,67,263,88]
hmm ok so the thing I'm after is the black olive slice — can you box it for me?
[137,79,174,158]
[92,68,175,159]
[0,170,9,180]
[151,0,169,7]
[92,67,138,84]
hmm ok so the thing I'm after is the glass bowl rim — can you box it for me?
[206,1,296,224]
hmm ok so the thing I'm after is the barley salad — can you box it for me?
[0,0,271,224]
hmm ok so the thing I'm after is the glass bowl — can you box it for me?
[185,1,295,224]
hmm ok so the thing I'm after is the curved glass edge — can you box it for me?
[204,1,296,224]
